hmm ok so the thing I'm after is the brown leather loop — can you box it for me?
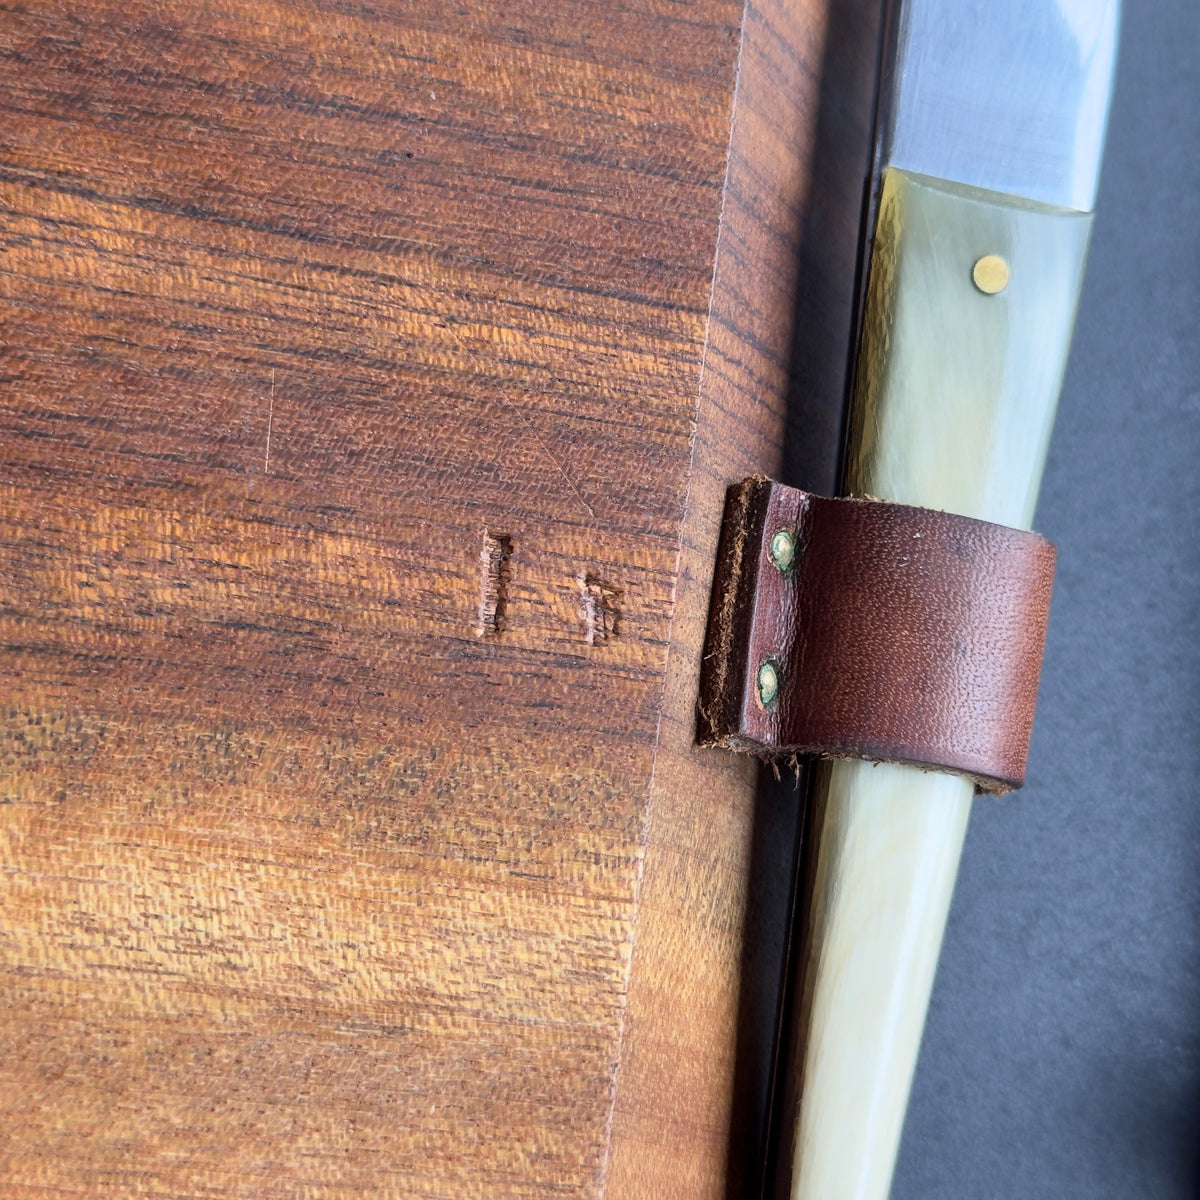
[699,478,1057,793]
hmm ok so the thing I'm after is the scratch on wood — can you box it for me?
[265,369,275,473]
[438,317,596,519]
[578,573,622,646]
[498,395,597,519]
[477,531,513,637]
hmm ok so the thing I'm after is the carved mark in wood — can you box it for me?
[477,531,513,637]
[577,573,622,646]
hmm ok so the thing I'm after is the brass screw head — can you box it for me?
[757,660,780,709]
[769,528,796,573]
[972,254,1010,295]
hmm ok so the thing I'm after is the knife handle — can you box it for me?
[847,167,1092,528]
[778,170,1093,1200]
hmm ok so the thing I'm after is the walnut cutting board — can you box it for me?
[0,1,849,1194]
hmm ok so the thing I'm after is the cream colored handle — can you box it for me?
[848,168,1091,526]
[789,762,971,1200]
[784,168,1092,1200]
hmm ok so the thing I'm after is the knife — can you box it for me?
[772,2,1120,1196]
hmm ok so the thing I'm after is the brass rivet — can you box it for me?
[769,528,796,573]
[972,254,1010,295]
[757,660,779,709]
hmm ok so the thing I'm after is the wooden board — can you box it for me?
[0,2,834,1194]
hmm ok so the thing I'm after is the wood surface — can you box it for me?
[0,2,832,1195]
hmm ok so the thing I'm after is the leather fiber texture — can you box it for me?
[699,477,1057,793]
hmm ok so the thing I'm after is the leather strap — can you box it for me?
[699,478,1057,793]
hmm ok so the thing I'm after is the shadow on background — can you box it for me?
[721,0,884,1196]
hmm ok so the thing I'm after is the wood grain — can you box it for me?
[0,2,827,1194]
[606,0,828,1193]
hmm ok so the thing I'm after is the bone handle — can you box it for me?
[781,167,1092,1199]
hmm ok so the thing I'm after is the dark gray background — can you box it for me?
[728,1,1199,1196]
[892,1,1200,1195]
